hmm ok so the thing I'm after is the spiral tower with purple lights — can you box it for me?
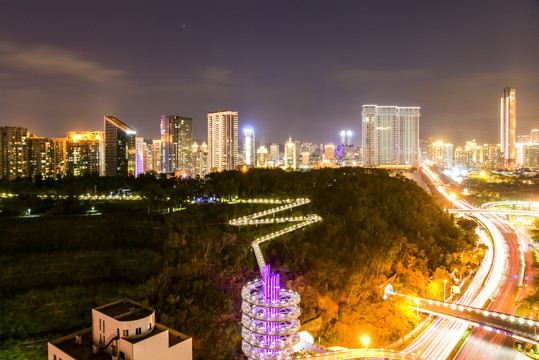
[231,199,321,359]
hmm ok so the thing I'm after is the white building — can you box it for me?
[207,111,238,172]
[48,298,192,360]
[361,105,420,166]
[243,129,255,166]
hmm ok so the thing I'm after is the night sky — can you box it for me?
[1,0,539,145]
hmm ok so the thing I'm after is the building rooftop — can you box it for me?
[94,298,154,320]
[51,328,110,360]
[104,116,135,133]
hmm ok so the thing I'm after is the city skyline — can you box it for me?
[1,1,539,144]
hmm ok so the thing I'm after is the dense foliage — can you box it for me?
[0,168,476,359]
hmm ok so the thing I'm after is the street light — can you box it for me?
[361,336,370,350]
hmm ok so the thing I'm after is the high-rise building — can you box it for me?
[48,299,192,360]
[192,142,208,177]
[65,132,104,176]
[28,136,56,179]
[532,129,539,143]
[361,105,420,166]
[256,145,268,168]
[151,140,162,175]
[0,126,29,180]
[243,129,255,166]
[441,143,454,169]
[207,111,238,172]
[135,137,144,177]
[54,137,66,177]
[142,139,151,174]
[269,143,280,167]
[501,87,517,168]
[524,145,539,168]
[284,137,296,170]
[324,143,336,164]
[160,115,193,174]
[104,116,136,177]
[517,135,531,144]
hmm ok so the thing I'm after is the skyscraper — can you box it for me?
[500,87,516,169]
[104,116,136,176]
[135,137,144,177]
[28,136,56,179]
[65,132,104,176]
[0,126,29,180]
[269,143,280,167]
[207,111,238,172]
[192,142,209,177]
[243,128,255,166]
[160,115,193,174]
[284,137,296,170]
[361,105,420,166]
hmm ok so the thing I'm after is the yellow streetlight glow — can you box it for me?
[361,336,370,348]
[450,192,457,199]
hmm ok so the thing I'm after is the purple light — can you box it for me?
[262,265,281,355]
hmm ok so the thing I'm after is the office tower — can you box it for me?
[28,136,56,179]
[301,152,310,167]
[65,132,104,176]
[160,115,193,174]
[48,299,192,360]
[532,129,539,143]
[517,135,531,144]
[192,142,209,177]
[361,105,420,166]
[0,126,29,180]
[142,140,151,174]
[324,143,336,164]
[135,137,144,177]
[256,145,268,168]
[284,137,296,170]
[269,143,280,167]
[340,131,346,146]
[501,87,516,168]
[454,141,483,169]
[243,128,255,166]
[104,116,136,177]
[207,111,238,172]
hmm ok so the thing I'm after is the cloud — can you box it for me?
[0,41,127,85]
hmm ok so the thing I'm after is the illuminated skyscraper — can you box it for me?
[192,142,209,177]
[500,87,516,168]
[243,129,255,166]
[104,116,136,176]
[256,145,268,168]
[151,140,162,174]
[324,143,336,164]
[269,143,280,167]
[207,111,238,171]
[284,137,296,170]
[135,137,144,177]
[361,105,420,166]
[0,126,28,180]
[65,132,104,176]
[160,115,193,174]
[28,136,56,179]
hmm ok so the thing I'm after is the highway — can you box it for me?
[404,166,533,360]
